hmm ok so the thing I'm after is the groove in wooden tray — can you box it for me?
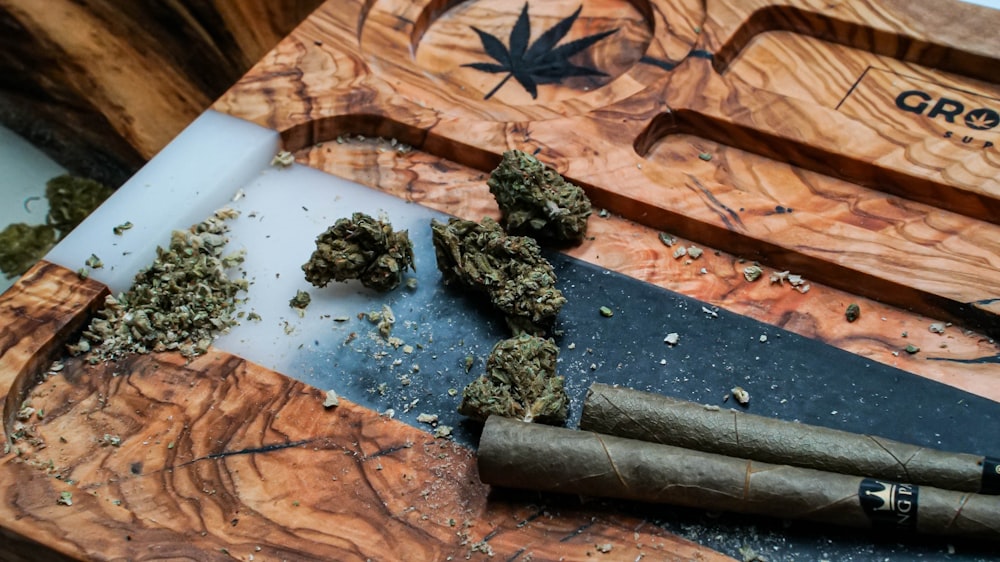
[709,2,1000,84]
[296,136,1000,399]
[643,95,1000,226]
[0,261,108,449]
[628,111,1000,337]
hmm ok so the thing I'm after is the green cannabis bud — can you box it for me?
[45,175,114,234]
[0,223,57,279]
[487,149,591,244]
[302,212,414,292]
[459,334,567,424]
[431,217,565,335]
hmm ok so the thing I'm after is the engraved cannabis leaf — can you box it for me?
[965,109,999,130]
[463,3,618,100]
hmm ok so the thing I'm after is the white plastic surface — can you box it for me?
[46,110,281,293]
[44,110,453,378]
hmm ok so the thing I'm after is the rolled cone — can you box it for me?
[579,383,1000,495]
[478,416,1000,541]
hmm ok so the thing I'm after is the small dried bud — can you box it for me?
[487,150,591,244]
[458,334,567,425]
[431,217,565,336]
[302,213,414,292]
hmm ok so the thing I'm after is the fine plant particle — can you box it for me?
[731,386,750,405]
[599,306,613,317]
[431,217,565,336]
[743,265,763,282]
[487,149,592,244]
[302,213,414,292]
[658,232,675,247]
[845,303,860,323]
[905,344,920,355]
[664,332,679,346]
[57,491,73,506]
[68,208,247,361]
[323,389,339,408]
[289,290,311,313]
[85,254,103,269]
[459,334,568,424]
[929,322,946,334]
[698,152,713,161]
[687,246,703,259]
[271,150,294,167]
[113,221,134,235]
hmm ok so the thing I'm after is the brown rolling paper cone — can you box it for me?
[579,383,1000,495]
[478,416,1000,541]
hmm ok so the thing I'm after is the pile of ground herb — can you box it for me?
[302,212,414,292]
[0,175,113,279]
[487,149,591,244]
[431,217,565,336]
[458,334,567,424]
[68,208,247,361]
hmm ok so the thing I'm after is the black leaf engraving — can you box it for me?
[463,3,618,100]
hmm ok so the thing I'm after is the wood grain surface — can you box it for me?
[0,266,724,560]
[0,0,323,184]
[3,0,1000,559]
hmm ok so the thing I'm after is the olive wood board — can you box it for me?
[1,138,999,561]
[4,0,1000,559]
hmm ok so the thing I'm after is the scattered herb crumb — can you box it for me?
[698,152,712,161]
[85,253,103,269]
[658,232,675,247]
[687,246,703,259]
[113,221,133,235]
[433,425,453,439]
[599,306,614,318]
[929,322,946,334]
[664,332,679,346]
[57,491,73,506]
[289,290,311,316]
[905,344,920,355]
[845,303,860,323]
[417,413,439,425]
[323,389,340,408]
[743,265,763,282]
[271,150,295,167]
[731,386,750,405]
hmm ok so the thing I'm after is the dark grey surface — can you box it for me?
[288,237,999,561]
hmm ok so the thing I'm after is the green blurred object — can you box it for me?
[0,175,112,280]
[0,223,58,279]
[45,175,114,234]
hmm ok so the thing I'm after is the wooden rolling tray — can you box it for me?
[2,0,1000,559]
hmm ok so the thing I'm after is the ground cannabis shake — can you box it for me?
[69,208,247,361]
[302,212,414,292]
[430,216,565,336]
[487,149,591,244]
